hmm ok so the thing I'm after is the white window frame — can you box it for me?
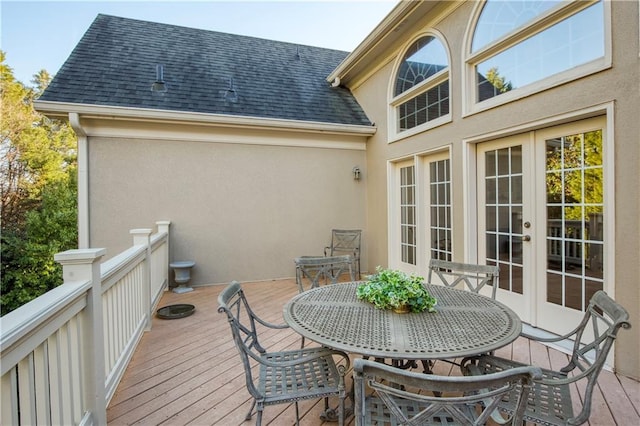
[388,30,453,143]
[463,0,612,117]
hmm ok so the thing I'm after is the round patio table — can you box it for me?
[283,282,521,360]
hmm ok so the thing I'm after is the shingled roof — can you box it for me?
[39,14,372,127]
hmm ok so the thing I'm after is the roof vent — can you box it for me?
[295,46,301,60]
[151,64,167,93]
[224,77,238,103]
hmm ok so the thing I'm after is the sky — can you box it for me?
[1,0,398,86]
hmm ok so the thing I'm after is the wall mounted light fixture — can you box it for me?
[353,166,361,181]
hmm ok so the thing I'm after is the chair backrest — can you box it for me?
[353,358,541,426]
[328,229,361,258]
[217,281,272,399]
[428,258,500,299]
[559,290,631,424]
[294,255,355,292]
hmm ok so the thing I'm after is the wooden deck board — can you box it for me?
[107,279,640,425]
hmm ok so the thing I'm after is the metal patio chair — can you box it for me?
[217,281,350,426]
[294,255,355,347]
[294,254,355,293]
[353,358,542,426]
[461,290,631,425]
[411,259,500,373]
[428,258,500,299]
[324,229,362,279]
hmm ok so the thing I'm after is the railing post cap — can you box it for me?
[130,228,153,236]
[155,220,171,226]
[54,248,107,263]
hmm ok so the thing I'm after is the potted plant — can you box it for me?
[356,267,437,313]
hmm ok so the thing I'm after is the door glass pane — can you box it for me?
[484,147,523,294]
[401,165,416,265]
[545,130,604,311]
[428,159,452,261]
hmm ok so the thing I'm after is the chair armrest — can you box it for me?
[253,315,290,330]
[253,347,351,369]
[462,354,582,386]
[324,246,330,256]
[520,328,577,343]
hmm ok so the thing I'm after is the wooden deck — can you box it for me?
[107,279,640,425]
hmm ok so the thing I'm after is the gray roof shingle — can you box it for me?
[39,14,372,126]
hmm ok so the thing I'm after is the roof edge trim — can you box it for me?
[33,101,377,136]
[327,0,421,84]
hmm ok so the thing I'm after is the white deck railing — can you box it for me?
[1,221,171,425]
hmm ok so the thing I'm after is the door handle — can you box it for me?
[522,235,531,242]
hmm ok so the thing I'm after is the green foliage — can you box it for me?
[1,51,76,230]
[356,267,437,313]
[0,51,78,315]
[1,178,78,315]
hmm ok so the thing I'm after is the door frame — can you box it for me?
[463,102,616,329]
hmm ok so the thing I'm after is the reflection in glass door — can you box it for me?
[544,129,604,311]
[484,146,524,295]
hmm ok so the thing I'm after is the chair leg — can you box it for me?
[421,359,434,374]
[294,402,300,426]
[245,399,256,421]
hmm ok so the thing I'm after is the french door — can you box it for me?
[392,152,452,277]
[477,117,607,332]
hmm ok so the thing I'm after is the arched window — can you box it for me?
[391,35,450,136]
[468,0,607,107]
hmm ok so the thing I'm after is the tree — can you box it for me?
[32,69,52,96]
[1,179,78,314]
[1,51,78,315]
[1,54,75,230]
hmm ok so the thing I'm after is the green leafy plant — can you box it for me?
[356,267,437,313]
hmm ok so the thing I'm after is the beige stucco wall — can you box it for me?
[87,125,368,286]
[350,1,639,378]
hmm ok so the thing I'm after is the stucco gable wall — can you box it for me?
[349,1,639,379]
[88,129,367,285]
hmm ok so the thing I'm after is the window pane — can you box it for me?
[398,81,449,131]
[485,150,496,176]
[476,1,603,102]
[396,36,448,96]
[428,159,452,262]
[472,0,562,52]
[584,130,603,166]
[400,165,416,265]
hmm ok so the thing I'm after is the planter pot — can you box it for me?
[393,305,410,314]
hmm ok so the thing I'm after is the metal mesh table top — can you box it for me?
[283,282,522,360]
